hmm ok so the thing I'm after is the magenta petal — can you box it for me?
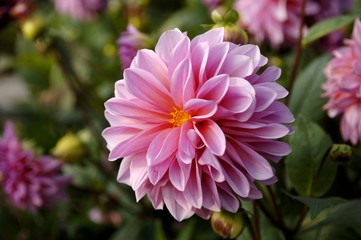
[155,28,187,63]
[201,175,221,211]
[197,74,229,103]
[185,99,217,120]
[221,55,254,77]
[147,128,180,166]
[169,159,191,191]
[254,86,277,112]
[133,49,169,89]
[198,149,225,182]
[117,156,132,185]
[128,153,148,190]
[194,119,226,156]
[217,182,240,212]
[191,42,209,86]
[206,42,229,78]
[162,186,193,221]
[124,68,173,111]
[169,37,191,76]
[171,58,194,107]
[178,122,196,164]
[148,156,172,185]
[220,160,250,197]
[183,163,203,208]
[191,28,224,49]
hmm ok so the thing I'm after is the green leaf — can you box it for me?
[289,55,330,124]
[302,15,356,46]
[288,196,346,219]
[297,200,361,240]
[176,219,196,240]
[285,116,336,197]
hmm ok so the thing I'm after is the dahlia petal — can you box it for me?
[171,58,194,107]
[199,149,225,182]
[135,181,149,202]
[169,37,191,76]
[183,162,203,208]
[221,55,254,77]
[133,49,169,89]
[147,128,180,166]
[191,42,209,86]
[148,186,164,209]
[185,99,218,120]
[217,182,240,212]
[221,160,250,197]
[155,28,187,63]
[117,156,132,184]
[249,141,291,161]
[254,86,278,112]
[197,74,229,103]
[221,80,255,113]
[148,157,173,185]
[124,67,173,111]
[169,159,191,191]
[194,119,226,156]
[109,124,168,160]
[191,27,224,49]
[105,98,169,122]
[129,153,148,189]
[231,141,274,180]
[178,122,196,164]
[206,42,230,77]
[162,186,193,221]
[201,174,221,211]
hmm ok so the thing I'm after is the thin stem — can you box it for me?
[266,186,283,224]
[253,201,261,240]
[292,205,309,233]
[285,0,308,105]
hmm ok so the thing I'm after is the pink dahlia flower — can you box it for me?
[0,122,71,211]
[117,24,152,70]
[323,19,361,145]
[53,0,107,20]
[103,28,294,221]
[234,0,318,48]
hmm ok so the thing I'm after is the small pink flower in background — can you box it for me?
[117,24,152,70]
[53,0,107,20]
[0,122,71,211]
[202,0,222,11]
[234,0,318,48]
[103,27,293,221]
[323,19,361,145]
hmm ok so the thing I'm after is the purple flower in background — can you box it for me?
[323,19,361,145]
[53,0,107,20]
[307,0,354,51]
[117,24,152,70]
[0,122,70,211]
[103,28,294,221]
[202,0,222,11]
[234,0,318,48]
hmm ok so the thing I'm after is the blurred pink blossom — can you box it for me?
[0,122,71,211]
[117,24,151,70]
[202,0,222,10]
[53,0,107,20]
[103,28,294,221]
[323,19,361,145]
[234,0,318,48]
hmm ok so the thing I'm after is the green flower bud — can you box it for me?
[330,144,352,163]
[52,132,85,163]
[211,211,245,239]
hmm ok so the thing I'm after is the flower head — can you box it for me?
[0,122,70,211]
[234,0,318,48]
[103,27,294,221]
[117,24,152,70]
[53,0,107,20]
[323,19,361,145]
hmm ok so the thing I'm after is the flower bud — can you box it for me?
[330,144,352,163]
[52,132,85,163]
[211,211,245,239]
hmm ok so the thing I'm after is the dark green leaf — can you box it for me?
[302,15,356,46]
[285,116,336,197]
[288,196,346,219]
[297,200,361,240]
[289,55,330,124]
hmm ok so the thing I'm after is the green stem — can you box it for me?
[285,0,308,105]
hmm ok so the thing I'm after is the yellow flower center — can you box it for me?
[169,107,191,127]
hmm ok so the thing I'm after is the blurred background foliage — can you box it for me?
[1,0,361,239]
